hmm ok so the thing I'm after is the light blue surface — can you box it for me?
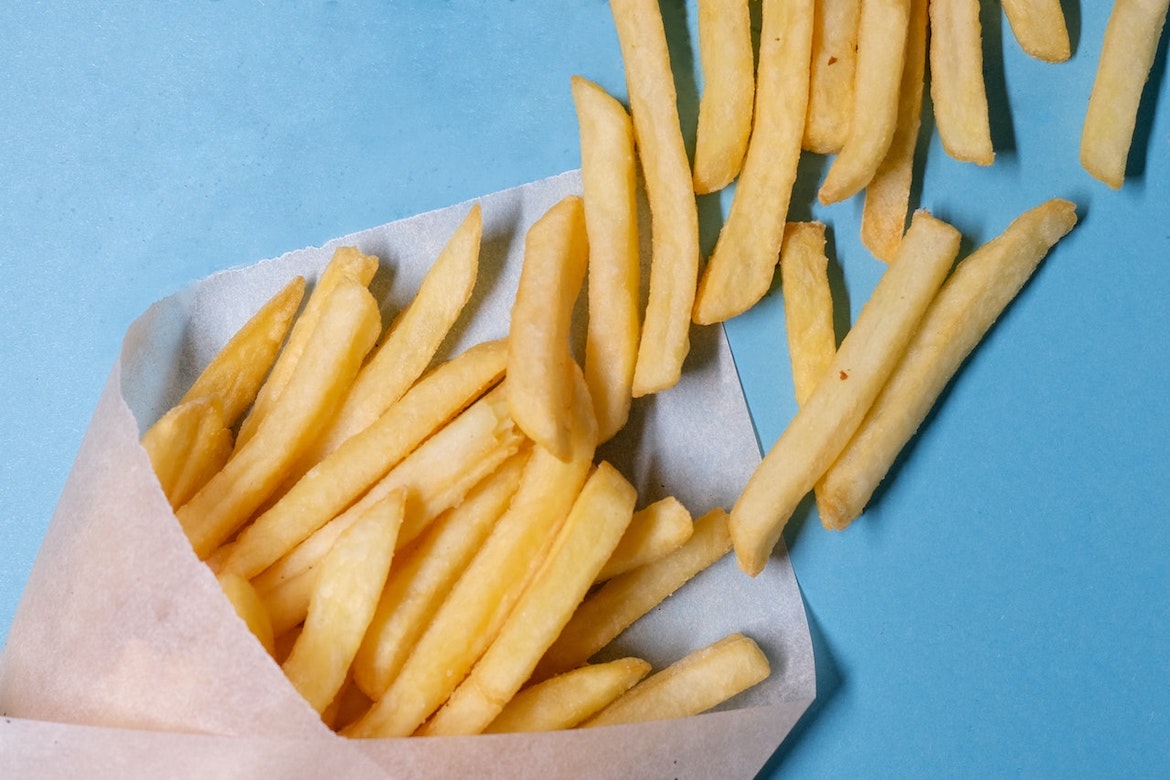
[1,2,1166,776]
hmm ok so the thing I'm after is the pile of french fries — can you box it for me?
[135,0,1164,741]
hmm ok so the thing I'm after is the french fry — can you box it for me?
[259,563,315,638]
[313,205,483,458]
[571,76,641,444]
[582,633,770,727]
[730,212,961,575]
[595,496,693,582]
[169,276,305,430]
[692,0,815,324]
[345,367,598,739]
[281,490,404,714]
[532,507,732,682]
[817,199,1078,529]
[860,0,928,262]
[780,222,836,407]
[691,0,755,193]
[610,0,701,395]
[220,339,507,580]
[817,0,911,204]
[1001,0,1071,63]
[216,571,275,656]
[804,0,861,155]
[176,281,381,559]
[141,396,233,510]
[929,0,995,166]
[420,461,637,736]
[483,658,652,733]
[236,247,378,448]
[506,196,589,460]
[1080,0,1170,189]
[351,450,529,700]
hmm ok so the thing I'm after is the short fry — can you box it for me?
[1001,0,1071,62]
[595,496,693,583]
[691,0,755,193]
[730,212,960,575]
[929,0,995,166]
[141,396,233,510]
[818,199,1078,529]
[804,0,861,155]
[780,222,836,407]
[483,658,651,733]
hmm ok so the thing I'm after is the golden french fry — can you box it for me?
[1001,0,1071,63]
[1080,0,1170,188]
[818,0,911,204]
[860,0,928,262]
[780,222,837,407]
[216,571,275,656]
[236,247,378,448]
[692,0,815,324]
[929,0,995,166]
[281,490,404,714]
[571,76,642,444]
[533,507,732,682]
[314,205,483,458]
[691,0,755,193]
[176,281,381,559]
[818,199,1078,529]
[483,658,651,733]
[351,449,529,700]
[141,396,233,510]
[595,496,693,582]
[420,461,638,736]
[609,0,701,395]
[345,367,598,739]
[507,196,589,460]
[804,0,861,154]
[730,212,960,575]
[582,633,770,727]
[221,339,507,580]
[171,276,305,430]
[259,562,315,638]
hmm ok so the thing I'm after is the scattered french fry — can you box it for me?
[780,222,836,407]
[929,0,995,166]
[693,0,815,324]
[609,0,701,395]
[1080,0,1170,188]
[572,76,642,444]
[595,496,693,583]
[730,212,961,576]
[804,0,861,155]
[582,633,770,727]
[817,199,1078,529]
[691,0,755,193]
[1001,0,1071,62]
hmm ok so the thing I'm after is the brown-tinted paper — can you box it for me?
[0,171,814,778]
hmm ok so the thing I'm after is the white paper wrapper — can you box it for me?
[0,171,814,778]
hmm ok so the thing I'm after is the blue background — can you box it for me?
[1,2,1166,776]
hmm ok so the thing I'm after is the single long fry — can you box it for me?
[216,572,275,656]
[533,507,732,682]
[610,0,701,395]
[281,490,404,714]
[693,0,815,324]
[1001,0,1071,62]
[818,199,1078,529]
[595,495,693,582]
[176,281,381,558]
[345,368,598,739]
[172,276,305,430]
[141,396,233,510]
[929,0,994,166]
[221,339,507,580]
[236,247,378,448]
[420,461,637,736]
[1080,0,1170,188]
[818,0,911,204]
[780,222,836,407]
[572,76,642,444]
[691,0,754,193]
[484,658,652,733]
[351,450,529,700]
[804,0,861,154]
[507,196,589,460]
[315,205,483,457]
[860,0,927,262]
[582,633,770,727]
[730,212,960,575]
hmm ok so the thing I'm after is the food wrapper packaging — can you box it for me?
[0,171,815,778]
